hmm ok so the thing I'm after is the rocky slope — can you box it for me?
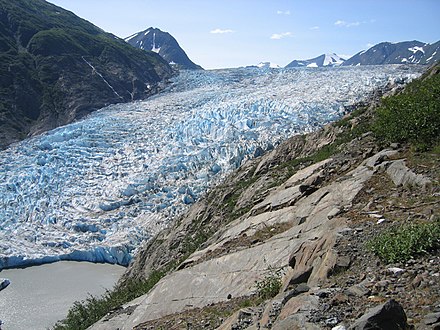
[86,65,439,330]
[126,27,203,70]
[0,0,173,149]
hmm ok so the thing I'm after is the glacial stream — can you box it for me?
[0,65,424,269]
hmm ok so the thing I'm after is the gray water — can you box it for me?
[0,261,125,330]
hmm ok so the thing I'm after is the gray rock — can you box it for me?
[386,159,431,190]
[387,267,405,276]
[326,317,340,326]
[272,294,320,329]
[272,315,321,330]
[0,278,10,291]
[346,282,370,297]
[349,299,408,330]
[282,283,311,303]
[424,312,440,325]
[332,325,347,330]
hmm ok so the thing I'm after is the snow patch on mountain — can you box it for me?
[124,33,139,42]
[323,53,345,66]
[286,53,345,68]
[151,33,160,53]
[408,46,425,54]
[256,62,281,69]
[426,51,437,62]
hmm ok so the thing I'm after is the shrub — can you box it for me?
[53,270,164,330]
[255,268,282,300]
[373,67,440,150]
[367,220,440,263]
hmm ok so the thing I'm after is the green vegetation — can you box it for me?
[181,228,210,258]
[367,220,440,263]
[0,0,171,149]
[255,268,283,300]
[53,270,165,330]
[374,65,440,150]
[223,174,259,217]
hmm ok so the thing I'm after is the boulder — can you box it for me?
[423,312,440,326]
[216,307,260,330]
[272,315,321,330]
[0,278,10,291]
[386,159,431,190]
[349,299,409,330]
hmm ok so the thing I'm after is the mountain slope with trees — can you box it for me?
[0,0,173,149]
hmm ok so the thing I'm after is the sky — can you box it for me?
[47,0,440,70]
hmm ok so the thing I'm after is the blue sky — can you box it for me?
[48,0,440,69]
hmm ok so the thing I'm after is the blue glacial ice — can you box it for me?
[0,65,424,269]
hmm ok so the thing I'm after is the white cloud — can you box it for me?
[270,32,292,40]
[334,20,361,28]
[366,43,374,48]
[277,10,291,15]
[310,26,320,30]
[210,28,234,34]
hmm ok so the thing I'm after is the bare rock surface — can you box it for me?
[386,158,432,190]
[90,147,400,330]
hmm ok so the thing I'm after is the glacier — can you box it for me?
[0,65,424,269]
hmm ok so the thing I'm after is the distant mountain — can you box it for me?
[256,62,281,69]
[126,27,203,70]
[343,40,440,66]
[0,0,173,149]
[286,53,345,68]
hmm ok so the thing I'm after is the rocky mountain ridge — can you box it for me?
[0,0,173,150]
[85,65,440,330]
[343,40,440,66]
[286,53,345,68]
[285,40,440,69]
[125,27,203,70]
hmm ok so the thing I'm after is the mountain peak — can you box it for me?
[126,28,203,70]
[285,53,345,68]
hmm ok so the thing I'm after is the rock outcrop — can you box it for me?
[90,147,406,330]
